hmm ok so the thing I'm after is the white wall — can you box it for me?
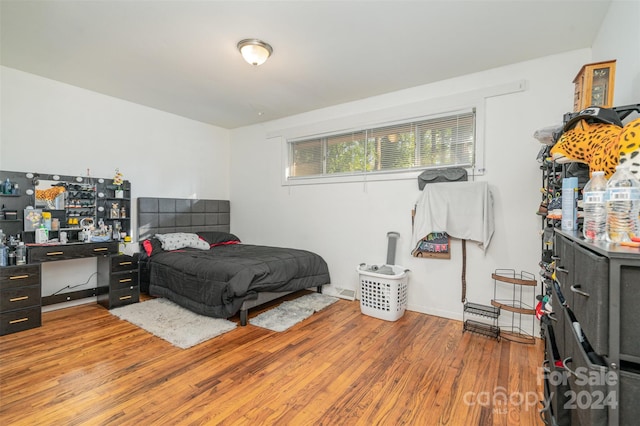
[0,66,230,306]
[1,66,231,205]
[229,49,593,323]
[229,1,640,325]
[592,0,640,107]
[1,1,636,318]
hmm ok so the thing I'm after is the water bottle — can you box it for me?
[0,229,5,267]
[15,242,26,265]
[0,244,7,267]
[561,177,578,231]
[606,164,640,243]
[582,171,608,242]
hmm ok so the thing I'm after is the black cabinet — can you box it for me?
[0,264,41,335]
[551,230,640,426]
[97,253,139,309]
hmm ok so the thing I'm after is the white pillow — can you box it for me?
[155,233,210,251]
[188,238,211,250]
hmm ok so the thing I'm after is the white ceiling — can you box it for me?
[1,0,611,129]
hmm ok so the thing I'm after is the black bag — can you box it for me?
[418,168,468,190]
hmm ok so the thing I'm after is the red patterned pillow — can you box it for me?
[142,238,164,257]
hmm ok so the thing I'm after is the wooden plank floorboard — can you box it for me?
[0,293,544,425]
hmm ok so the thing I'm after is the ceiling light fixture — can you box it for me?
[237,39,273,66]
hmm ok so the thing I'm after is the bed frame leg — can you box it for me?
[317,285,323,294]
[240,309,248,326]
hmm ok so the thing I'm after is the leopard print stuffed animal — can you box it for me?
[550,118,640,179]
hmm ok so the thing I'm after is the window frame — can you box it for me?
[286,109,476,182]
[273,80,526,186]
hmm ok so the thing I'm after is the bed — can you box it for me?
[137,197,331,325]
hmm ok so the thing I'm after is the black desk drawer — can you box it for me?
[28,242,117,263]
[111,254,139,273]
[110,271,139,290]
[0,307,41,335]
[0,264,41,289]
[0,284,41,311]
[109,286,139,308]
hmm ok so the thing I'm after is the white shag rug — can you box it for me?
[249,292,339,332]
[110,298,237,349]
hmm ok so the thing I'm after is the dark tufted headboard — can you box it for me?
[137,197,230,241]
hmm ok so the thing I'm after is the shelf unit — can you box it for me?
[62,182,97,229]
[536,104,640,426]
[96,182,131,238]
[462,301,500,340]
[0,170,133,244]
[0,172,32,239]
[491,269,537,344]
[535,115,591,424]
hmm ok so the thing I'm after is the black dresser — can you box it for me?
[542,230,640,426]
[97,253,140,309]
[0,264,41,335]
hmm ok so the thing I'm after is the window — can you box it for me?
[287,109,475,180]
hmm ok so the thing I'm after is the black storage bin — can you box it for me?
[620,265,640,358]
[619,369,640,426]
[571,242,609,356]
[542,318,572,426]
[564,308,608,426]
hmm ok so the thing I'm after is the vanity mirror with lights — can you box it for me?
[0,170,132,246]
[1,170,134,335]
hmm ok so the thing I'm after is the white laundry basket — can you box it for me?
[358,264,409,321]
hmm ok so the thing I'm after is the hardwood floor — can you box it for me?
[0,293,544,425]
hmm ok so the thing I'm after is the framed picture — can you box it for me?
[412,232,451,259]
[24,208,43,231]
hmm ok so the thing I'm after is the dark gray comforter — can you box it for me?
[148,244,331,318]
